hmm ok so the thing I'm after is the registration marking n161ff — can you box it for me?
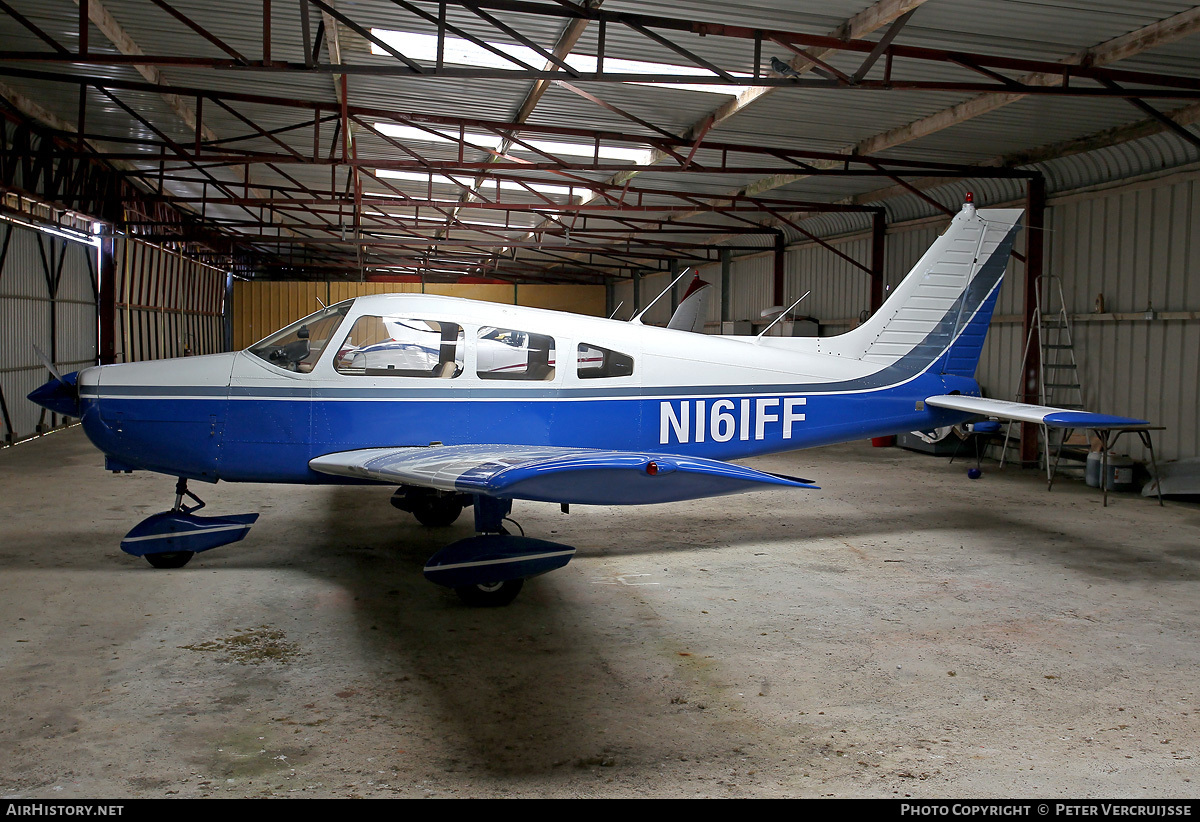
[659,397,806,444]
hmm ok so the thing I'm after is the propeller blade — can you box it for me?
[32,345,65,384]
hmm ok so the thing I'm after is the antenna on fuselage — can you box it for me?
[755,291,810,341]
[630,268,691,325]
[315,295,328,309]
[608,301,624,319]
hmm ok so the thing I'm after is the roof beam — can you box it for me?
[67,0,297,236]
[611,0,930,187]
[839,101,1200,210]
[735,5,1200,202]
[443,1,603,257]
[858,5,1200,157]
[551,0,930,265]
[69,0,217,144]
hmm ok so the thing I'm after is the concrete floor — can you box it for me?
[1,427,1198,798]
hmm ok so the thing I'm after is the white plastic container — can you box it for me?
[1087,452,1136,491]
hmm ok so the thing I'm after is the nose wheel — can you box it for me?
[454,578,524,607]
[120,478,259,569]
[144,551,194,569]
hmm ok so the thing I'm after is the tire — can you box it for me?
[412,495,464,527]
[454,578,523,607]
[145,551,194,569]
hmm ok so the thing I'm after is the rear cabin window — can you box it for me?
[577,343,634,379]
[335,317,463,378]
[476,327,556,381]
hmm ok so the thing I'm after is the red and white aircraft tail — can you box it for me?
[666,274,712,333]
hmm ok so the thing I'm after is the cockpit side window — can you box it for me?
[577,343,634,379]
[247,302,352,372]
[335,316,464,378]
[476,327,556,381]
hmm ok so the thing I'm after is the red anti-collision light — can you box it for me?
[646,461,659,476]
[965,191,974,203]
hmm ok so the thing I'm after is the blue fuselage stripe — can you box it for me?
[78,370,977,484]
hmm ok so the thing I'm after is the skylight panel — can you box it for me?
[397,212,529,229]
[373,123,506,150]
[372,122,653,164]
[520,138,653,164]
[371,29,744,96]
[374,168,581,198]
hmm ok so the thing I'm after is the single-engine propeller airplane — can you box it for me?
[28,198,1149,605]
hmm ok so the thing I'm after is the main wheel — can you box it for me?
[412,495,464,527]
[145,551,194,569]
[454,578,524,607]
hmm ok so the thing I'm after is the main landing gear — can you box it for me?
[390,486,467,527]
[119,478,259,569]
[410,492,576,607]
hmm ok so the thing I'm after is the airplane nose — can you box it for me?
[27,371,81,418]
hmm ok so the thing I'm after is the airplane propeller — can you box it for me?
[33,344,66,385]
[26,345,81,418]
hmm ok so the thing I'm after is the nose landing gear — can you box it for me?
[120,478,259,569]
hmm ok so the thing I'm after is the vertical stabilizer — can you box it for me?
[667,275,712,332]
[835,202,1023,377]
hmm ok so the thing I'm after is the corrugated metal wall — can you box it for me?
[611,277,635,320]
[1044,174,1200,463]
[0,221,98,442]
[786,236,873,333]
[727,255,774,327]
[114,238,226,363]
[231,281,606,350]
[612,169,1200,462]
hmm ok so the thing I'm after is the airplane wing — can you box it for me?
[309,444,818,505]
[924,395,1149,429]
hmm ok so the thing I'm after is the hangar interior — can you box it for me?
[1,0,1200,799]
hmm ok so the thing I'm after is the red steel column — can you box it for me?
[99,234,117,364]
[772,231,785,307]
[1019,174,1046,466]
[870,209,886,314]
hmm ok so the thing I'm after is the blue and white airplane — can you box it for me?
[27,199,1147,605]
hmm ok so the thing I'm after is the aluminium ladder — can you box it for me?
[1000,275,1087,481]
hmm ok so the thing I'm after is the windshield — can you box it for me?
[247,301,352,372]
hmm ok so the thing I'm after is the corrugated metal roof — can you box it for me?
[0,0,1197,280]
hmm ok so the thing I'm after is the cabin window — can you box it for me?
[334,316,463,378]
[577,343,634,379]
[476,327,556,381]
[248,302,352,372]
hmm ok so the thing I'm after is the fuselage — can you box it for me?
[71,292,979,484]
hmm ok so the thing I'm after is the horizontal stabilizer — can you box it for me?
[310,444,818,505]
[925,395,1149,429]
